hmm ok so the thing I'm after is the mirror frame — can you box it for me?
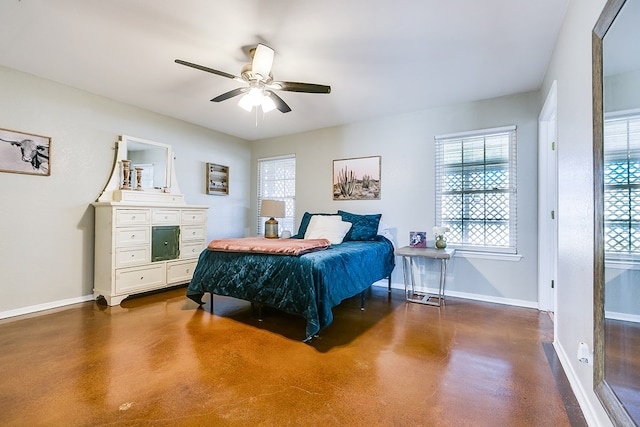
[122,134,172,190]
[593,0,637,425]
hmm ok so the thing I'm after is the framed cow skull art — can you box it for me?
[0,128,51,176]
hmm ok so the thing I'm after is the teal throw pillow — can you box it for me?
[338,210,381,241]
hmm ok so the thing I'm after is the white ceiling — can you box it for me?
[0,0,568,141]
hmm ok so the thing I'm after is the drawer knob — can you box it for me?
[164,241,168,246]
[186,268,190,273]
[140,276,144,280]
[132,216,136,220]
[164,216,168,219]
[131,235,135,239]
[131,254,135,258]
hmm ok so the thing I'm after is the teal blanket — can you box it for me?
[187,236,395,340]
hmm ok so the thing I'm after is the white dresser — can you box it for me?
[93,203,207,305]
[92,135,209,305]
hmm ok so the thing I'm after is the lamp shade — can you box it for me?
[260,199,285,219]
[260,199,285,239]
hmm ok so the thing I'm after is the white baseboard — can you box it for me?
[6,281,536,320]
[552,340,600,427]
[0,294,95,320]
[373,280,538,309]
[605,310,640,323]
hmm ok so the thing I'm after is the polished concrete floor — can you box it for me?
[0,286,579,426]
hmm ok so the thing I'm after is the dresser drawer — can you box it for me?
[181,209,206,224]
[115,246,150,267]
[181,241,205,258]
[115,264,165,294]
[115,227,150,247]
[116,209,150,227]
[181,225,205,241]
[167,260,198,284]
[152,209,180,224]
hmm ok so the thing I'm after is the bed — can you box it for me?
[186,210,395,341]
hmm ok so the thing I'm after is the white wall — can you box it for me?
[605,69,640,112]
[0,65,251,315]
[541,0,613,425]
[251,91,541,306]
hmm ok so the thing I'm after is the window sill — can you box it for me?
[453,250,523,262]
[605,258,640,270]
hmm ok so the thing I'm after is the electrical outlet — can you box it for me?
[577,342,593,365]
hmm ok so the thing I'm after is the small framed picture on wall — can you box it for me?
[206,162,229,195]
[0,128,51,176]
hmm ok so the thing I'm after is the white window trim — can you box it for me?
[452,249,523,262]
[434,125,517,141]
[435,125,518,255]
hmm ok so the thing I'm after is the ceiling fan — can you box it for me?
[175,44,331,113]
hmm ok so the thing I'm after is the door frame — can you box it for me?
[538,81,558,315]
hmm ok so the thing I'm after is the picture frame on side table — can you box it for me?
[206,162,229,195]
[0,128,51,176]
[332,155,381,200]
[409,231,427,248]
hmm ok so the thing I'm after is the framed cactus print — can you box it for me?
[332,156,381,200]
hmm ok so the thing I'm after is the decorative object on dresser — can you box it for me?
[206,162,229,195]
[120,160,132,189]
[0,127,51,176]
[92,135,208,306]
[260,199,285,238]
[332,156,381,200]
[134,167,144,190]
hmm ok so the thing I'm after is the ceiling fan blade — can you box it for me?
[270,81,331,94]
[266,90,292,113]
[210,87,249,102]
[251,44,274,79]
[175,59,239,80]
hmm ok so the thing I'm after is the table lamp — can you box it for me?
[260,199,285,238]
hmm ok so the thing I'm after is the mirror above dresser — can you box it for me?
[97,135,184,204]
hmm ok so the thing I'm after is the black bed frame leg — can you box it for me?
[251,302,264,321]
[388,276,391,293]
[360,290,366,311]
[209,293,214,314]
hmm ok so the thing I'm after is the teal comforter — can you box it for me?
[187,236,395,340]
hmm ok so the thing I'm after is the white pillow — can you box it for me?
[304,215,352,244]
[377,220,396,247]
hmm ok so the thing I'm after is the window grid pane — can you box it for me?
[604,114,640,255]
[257,156,296,236]
[435,127,517,253]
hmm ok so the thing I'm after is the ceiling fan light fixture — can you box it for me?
[261,95,276,113]
[238,94,254,112]
[238,87,277,113]
[176,43,329,115]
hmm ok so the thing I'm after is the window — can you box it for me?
[435,126,517,254]
[257,155,296,236]
[604,112,640,258]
